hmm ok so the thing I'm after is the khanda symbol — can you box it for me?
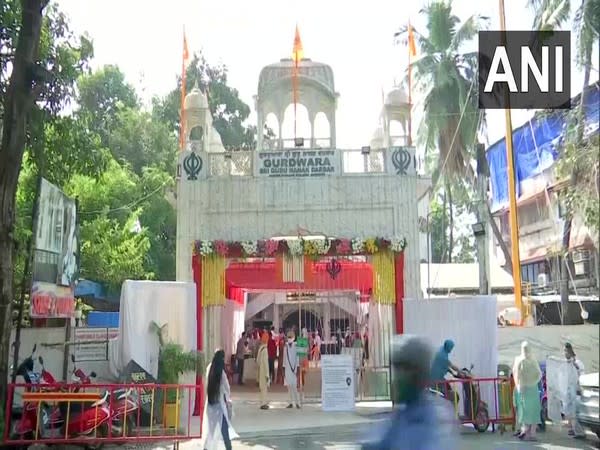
[391,148,412,175]
[183,152,202,180]
[326,258,342,280]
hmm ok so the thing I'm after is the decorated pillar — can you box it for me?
[191,255,203,418]
[394,252,405,334]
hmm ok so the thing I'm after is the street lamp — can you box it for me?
[471,221,490,295]
[418,211,433,300]
[471,222,485,237]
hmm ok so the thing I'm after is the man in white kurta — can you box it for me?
[284,332,301,409]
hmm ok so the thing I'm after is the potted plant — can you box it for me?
[152,322,203,428]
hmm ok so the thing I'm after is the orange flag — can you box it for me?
[407,22,417,58]
[180,30,190,151]
[292,25,304,65]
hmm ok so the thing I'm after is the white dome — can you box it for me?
[385,87,409,107]
[184,85,208,110]
[371,126,385,141]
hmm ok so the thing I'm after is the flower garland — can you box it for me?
[193,235,407,258]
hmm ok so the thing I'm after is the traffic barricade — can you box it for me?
[4,382,203,446]
[429,376,515,433]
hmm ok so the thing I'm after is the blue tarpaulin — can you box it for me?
[487,83,600,212]
[87,311,119,328]
[75,279,105,299]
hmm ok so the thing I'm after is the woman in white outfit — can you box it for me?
[563,343,586,439]
[284,331,301,409]
[203,349,238,450]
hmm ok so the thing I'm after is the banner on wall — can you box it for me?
[30,178,79,319]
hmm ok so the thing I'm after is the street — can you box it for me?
[232,423,600,450]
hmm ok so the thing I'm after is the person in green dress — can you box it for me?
[512,341,542,441]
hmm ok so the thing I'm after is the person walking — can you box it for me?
[512,341,542,442]
[203,349,238,450]
[267,327,277,383]
[283,331,301,409]
[257,332,270,410]
[235,331,247,385]
[563,343,586,439]
[361,334,457,449]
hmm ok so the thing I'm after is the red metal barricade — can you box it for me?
[429,376,515,432]
[4,382,202,446]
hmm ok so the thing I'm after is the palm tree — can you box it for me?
[527,0,599,322]
[396,1,514,269]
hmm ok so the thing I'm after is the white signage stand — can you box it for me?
[321,354,355,412]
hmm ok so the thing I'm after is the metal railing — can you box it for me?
[5,382,202,445]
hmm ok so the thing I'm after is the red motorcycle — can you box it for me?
[107,387,140,437]
[10,345,48,441]
[58,355,110,443]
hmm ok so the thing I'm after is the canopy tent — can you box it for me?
[225,259,374,303]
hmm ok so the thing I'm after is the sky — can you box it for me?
[57,0,597,149]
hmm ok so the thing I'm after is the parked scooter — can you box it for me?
[108,387,140,437]
[58,355,110,442]
[68,354,139,437]
[10,345,47,440]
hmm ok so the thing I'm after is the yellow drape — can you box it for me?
[372,250,396,304]
[201,255,227,307]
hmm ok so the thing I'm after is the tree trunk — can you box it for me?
[0,0,48,409]
[447,181,454,263]
[560,62,591,324]
[441,188,447,263]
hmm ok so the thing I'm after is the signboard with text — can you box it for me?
[30,178,79,318]
[74,327,119,361]
[30,282,75,319]
[254,149,339,177]
[321,354,355,412]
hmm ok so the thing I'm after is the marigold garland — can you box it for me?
[372,250,396,305]
[193,236,406,258]
[201,254,227,306]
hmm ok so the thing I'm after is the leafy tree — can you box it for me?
[396,1,512,272]
[152,54,256,149]
[67,159,159,294]
[108,108,177,175]
[0,0,92,406]
[527,0,599,322]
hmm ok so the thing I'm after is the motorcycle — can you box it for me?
[107,387,140,437]
[58,355,110,443]
[9,344,48,441]
[435,364,490,433]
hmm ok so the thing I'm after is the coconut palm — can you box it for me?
[407,1,487,177]
[395,1,515,267]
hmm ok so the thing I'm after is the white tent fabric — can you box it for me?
[367,302,394,368]
[221,299,246,361]
[109,280,197,428]
[403,296,498,414]
[111,280,197,378]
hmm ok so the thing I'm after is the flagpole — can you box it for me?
[180,27,188,151]
[294,59,298,141]
[498,0,524,323]
[407,21,413,147]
